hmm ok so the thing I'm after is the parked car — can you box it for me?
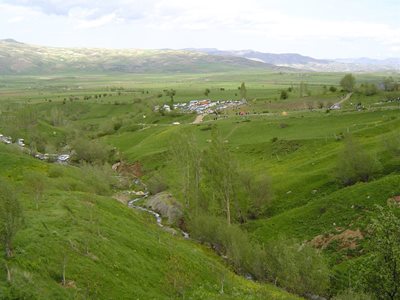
[17,138,25,147]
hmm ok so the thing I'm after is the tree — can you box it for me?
[0,179,23,258]
[280,90,289,100]
[360,83,378,96]
[340,74,356,92]
[335,136,381,186]
[359,205,400,300]
[71,138,111,165]
[240,172,271,219]
[299,81,309,97]
[239,82,247,100]
[382,77,397,92]
[25,172,45,210]
[165,89,176,110]
[329,86,338,93]
[204,88,211,97]
[202,129,237,225]
[169,132,202,212]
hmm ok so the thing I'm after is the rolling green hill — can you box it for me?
[0,144,298,299]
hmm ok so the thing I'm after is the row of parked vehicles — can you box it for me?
[0,134,70,163]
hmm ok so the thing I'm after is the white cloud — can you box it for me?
[74,13,118,29]
[8,16,24,23]
[1,0,400,57]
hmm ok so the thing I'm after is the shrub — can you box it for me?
[48,165,64,178]
[335,136,381,186]
[189,215,267,280]
[265,239,330,296]
[80,163,117,196]
[71,138,113,165]
[147,174,168,195]
[332,289,373,300]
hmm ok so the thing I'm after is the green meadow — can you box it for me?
[0,70,399,299]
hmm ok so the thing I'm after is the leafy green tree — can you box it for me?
[0,179,23,258]
[340,74,356,92]
[382,77,398,92]
[239,82,247,100]
[165,89,176,110]
[240,172,271,219]
[329,86,338,93]
[280,90,289,100]
[204,88,211,97]
[202,129,237,225]
[71,138,112,165]
[169,132,202,211]
[359,205,400,300]
[25,172,45,210]
[360,83,378,96]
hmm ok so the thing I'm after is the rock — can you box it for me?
[144,192,183,225]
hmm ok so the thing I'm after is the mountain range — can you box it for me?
[188,48,400,72]
[0,39,399,74]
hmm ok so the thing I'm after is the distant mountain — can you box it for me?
[1,40,399,74]
[334,57,400,70]
[0,40,283,74]
[188,48,400,72]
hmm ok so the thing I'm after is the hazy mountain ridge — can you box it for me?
[1,39,399,74]
[188,48,400,72]
[0,40,282,74]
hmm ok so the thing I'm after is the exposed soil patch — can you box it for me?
[387,195,400,206]
[310,229,363,250]
[112,161,143,177]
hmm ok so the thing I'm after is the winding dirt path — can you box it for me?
[337,92,353,105]
[192,114,206,124]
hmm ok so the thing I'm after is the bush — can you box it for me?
[189,215,267,280]
[332,289,373,300]
[71,138,113,165]
[147,174,168,195]
[48,165,64,178]
[265,239,330,296]
[80,163,117,196]
[335,136,381,186]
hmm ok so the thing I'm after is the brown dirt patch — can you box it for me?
[112,161,143,177]
[310,229,363,250]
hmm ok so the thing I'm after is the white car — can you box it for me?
[57,154,70,162]
[1,136,12,144]
[17,138,25,147]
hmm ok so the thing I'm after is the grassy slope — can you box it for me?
[0,144,298,299]
[99,107,400,247]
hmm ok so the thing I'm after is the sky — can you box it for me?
[1,0,400,58]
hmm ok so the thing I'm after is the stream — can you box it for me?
[126,190,189,239]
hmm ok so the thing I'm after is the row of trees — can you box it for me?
[166,129,332,297]
[340,73,400,95]
[169,128,269,224]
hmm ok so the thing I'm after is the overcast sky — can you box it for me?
[1,0,400,58]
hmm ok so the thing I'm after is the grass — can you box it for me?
[0,71,399,298]
[0,144,298,299]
